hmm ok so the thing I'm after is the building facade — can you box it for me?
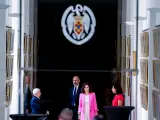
[0,0,37,119]
[0,0,160,120]
[119,0,160,120]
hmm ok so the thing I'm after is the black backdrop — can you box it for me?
[37,0,117,119]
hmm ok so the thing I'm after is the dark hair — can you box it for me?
[59,108,73,120]
[112,83,123,94]
[24,71,31,77]
[24,71,28,76]
[112,73,121,85]
[93,115,104,120]
[105,88,111,97]
[81,82,92,93]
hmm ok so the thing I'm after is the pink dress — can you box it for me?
[78,93,98,120]
[84,95,90,120]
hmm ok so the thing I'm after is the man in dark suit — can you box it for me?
[24,75,32,113]
[69,76,81,120]
[30,88,49,120]
[30,88,44,114]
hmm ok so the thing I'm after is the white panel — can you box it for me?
[5,0,11,26]
[121,0,126,36]
[11,0,19,13]
[139,0,147,17]
[29,0,34,36]
[24,0,29,34]
[0,0,7,5]
[143,11,150,30]
[130,0,136,18]
[141,109,148,120]
[156,13,160,25]
[126,0,131,21]
[146,0,160,9]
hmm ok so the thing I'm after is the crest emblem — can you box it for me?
[61,4,96,45]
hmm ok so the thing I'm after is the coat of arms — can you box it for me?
[61,4,96,45]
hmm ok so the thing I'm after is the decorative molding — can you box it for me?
[125,17,147,26]
[125,21,135,26]
[8,13,20,17]
[0,4,10,9]
[134,16,147,20]
[147,8,160,12]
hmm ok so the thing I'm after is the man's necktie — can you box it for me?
[73,87,77,96]
[72,87,77,106]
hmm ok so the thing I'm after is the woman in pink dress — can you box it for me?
[112,83,124,106]
[78,82,98,120]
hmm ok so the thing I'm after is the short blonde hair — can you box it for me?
[59,108,73,120]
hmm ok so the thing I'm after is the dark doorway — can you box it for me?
[37,0,117,119]
[37,71,112,119]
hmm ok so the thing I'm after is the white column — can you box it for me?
[137,20,143,120]
[9,0,20,115]
[130,24,135,120]
[126,0,131,36]
[120,0,126,91]
[124,0,132,107]
[33,0,38,88]
[135,3,148,120]
[24,0,29,70]
[121,0,126,37]
[125,21,135,120]
[20,0,25,114]
[0,2,10,120]
[117,0,122,69]
[139,0,147,17]
[147,8,158,120]
[29,0,34,90]
[135,17,147,120]
[130,0,136,19]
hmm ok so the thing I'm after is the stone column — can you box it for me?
[33,0,38,88]
[0,2,10,120]
[8,0,20,115]
[29,0,34,90]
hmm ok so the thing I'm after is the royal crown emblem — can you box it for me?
[61,4,96,45]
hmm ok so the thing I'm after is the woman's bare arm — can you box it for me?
[118,100,123,106]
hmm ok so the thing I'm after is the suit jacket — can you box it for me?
[78,92,98,120]
[24,86,32,113]
[69,86,81,108]
[30,96,45,114]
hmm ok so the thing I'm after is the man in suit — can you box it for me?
[30,88,44,114]
[30,88,49,120]
[24,75,32,113]
[69,76,81,120]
